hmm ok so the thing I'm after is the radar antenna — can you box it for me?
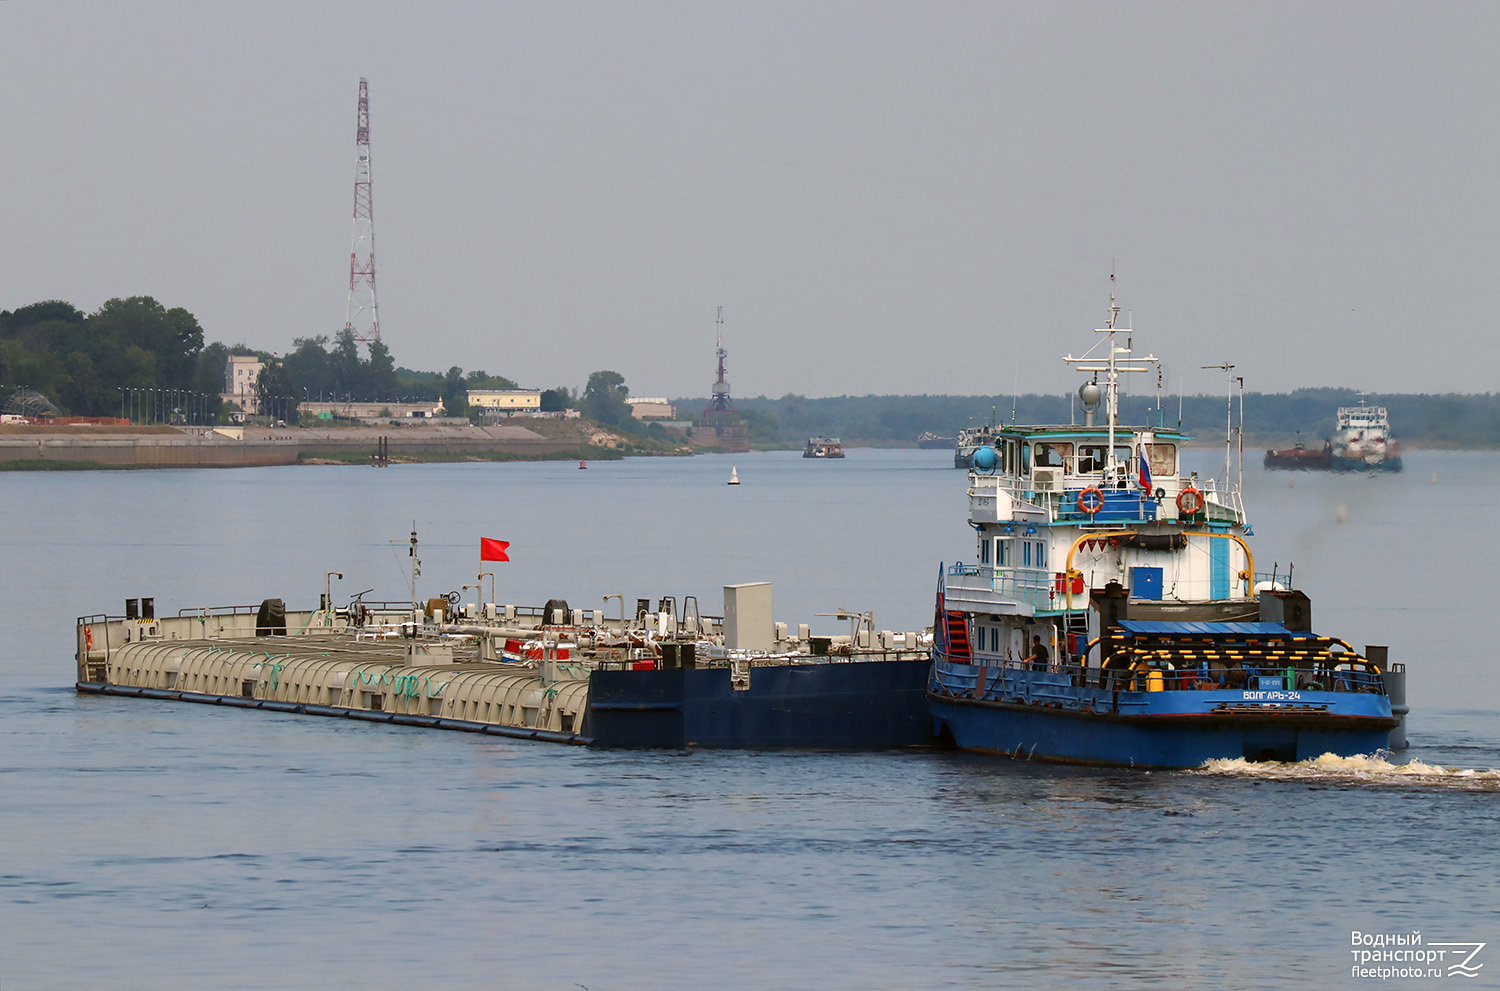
[1062,276,1158,480]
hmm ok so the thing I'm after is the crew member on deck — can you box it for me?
[1025,636,1049,671]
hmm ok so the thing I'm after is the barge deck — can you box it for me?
[76,587,934,749]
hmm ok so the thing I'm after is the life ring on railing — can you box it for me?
[1176,487,1204,516]
[85,626,92,650]
[1077,486,1105,515]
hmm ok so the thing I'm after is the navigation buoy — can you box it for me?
[579,460,588,469]
[728,465,740,485]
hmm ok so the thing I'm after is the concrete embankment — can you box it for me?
[294,423,579,463]
[0,425,295,468]
[0,423,586,469]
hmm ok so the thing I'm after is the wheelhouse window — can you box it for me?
[995,538,1012,567]
[1034,442,1071,469]
[1077,444,1133,474]
[1146,442,1176,477]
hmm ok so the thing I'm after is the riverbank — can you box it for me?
[0,420,685,469]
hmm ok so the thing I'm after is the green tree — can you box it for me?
[191,342,230,423]
[395,366,443,402]
[540,387,573,412]
[88,296,204,388]
[367,339,399,400]
[284,336,332,400]
[441,366,469,417]
[1,301,88,410]
[0,300,87,332]
[465,369,519,390]
[582,370,630,427]
[58,352,108,415]
[256,362,299,422]
[330,329,365,399]
[741,406,781,444]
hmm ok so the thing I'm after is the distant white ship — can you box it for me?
[1330,399,1402,473]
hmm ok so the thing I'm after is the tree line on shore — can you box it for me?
[5,296,1494,446]
[0,297,630,428]
[683,390,1500,448]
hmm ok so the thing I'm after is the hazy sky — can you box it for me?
[3,2,1495,401]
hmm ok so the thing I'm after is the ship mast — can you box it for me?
[1063,276,1156,481]
[1202,362,1241,494]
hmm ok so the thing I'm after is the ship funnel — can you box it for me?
[1079,381,1102,426]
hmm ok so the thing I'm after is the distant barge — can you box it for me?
[1263,439,1331,471]
[1263,402,1402,473]
[76,584,932,749]
[803,437,846,459]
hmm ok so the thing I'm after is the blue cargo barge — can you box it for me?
[75,577,937,750]
[588,658,932,748]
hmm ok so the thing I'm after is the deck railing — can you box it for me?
[973,471,1247,527]
[946,564,1058,610]
[931,654,1387,709]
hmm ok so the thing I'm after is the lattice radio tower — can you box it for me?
[344,78,380,344]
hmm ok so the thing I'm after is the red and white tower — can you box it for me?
[344,78,380,344]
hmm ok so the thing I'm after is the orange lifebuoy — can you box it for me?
[85,626,92,649]
[1176,487,1204,515]
[1077,486,1105,515]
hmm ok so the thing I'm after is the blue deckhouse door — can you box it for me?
[1210,537,1230,600]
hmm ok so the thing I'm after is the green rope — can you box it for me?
[345,665,455,699]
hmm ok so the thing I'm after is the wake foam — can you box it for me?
[1196,752,1500,790]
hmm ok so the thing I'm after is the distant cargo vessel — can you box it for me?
[1331,400,1402,472]
[917,432,954,450]
[1263,399,1402,473]
[804,437,845,458]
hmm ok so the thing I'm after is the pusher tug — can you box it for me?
[926,285,1406,767]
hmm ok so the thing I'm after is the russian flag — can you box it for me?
[1137,443,1153,490]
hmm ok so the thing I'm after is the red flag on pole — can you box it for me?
[480,538,510,562]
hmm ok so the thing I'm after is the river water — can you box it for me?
[2,449,1496,989]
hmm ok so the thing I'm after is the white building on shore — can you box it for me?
[626,397,677,420]
[222,355,263,415]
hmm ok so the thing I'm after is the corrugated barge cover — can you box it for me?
[1116,620,1302,638]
